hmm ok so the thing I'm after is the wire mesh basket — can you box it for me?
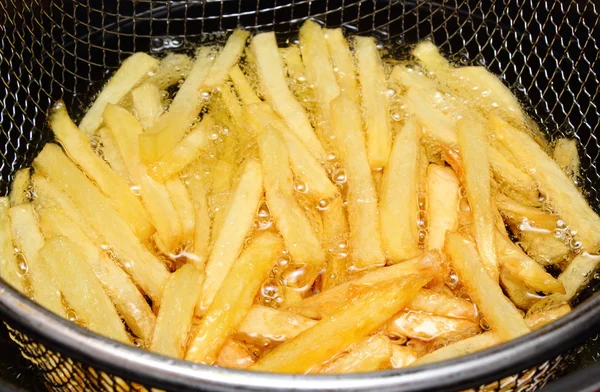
[1,0,600,390]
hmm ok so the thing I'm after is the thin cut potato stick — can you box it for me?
[151,264,204,358]
[456,117,498,280]
[33,144,169,303]
[258,127,325,271]
[500,268,542,310]
[98,126,130,182]
[38,206,155,342]
[199,159,264,313]
[426,164,460,251]
[553,138,580,179]
[321,197,350,290]
[147,115,212,182]
[50,103,154,241]
[103,104,182,251]
[490,116,600,252]
[412,332,500,366]
[251,275,431,373]
[331,94,385,268]
[147,53,193,90]
[184,173,211,271]
[316,335,392,374]
[9,204,65,317]
[132,82,164,130]
[386,311,479,341]
[445,232,530,341]
[79,52,159,135]
[141,47,214,163]
[216,339,255,369]
[496,193,558,231]
[407,289,478,322]
[165,177,196,246]
[251,32,325,160]
[325,28,359,101]
[488,147,539,202]
[201,29,250,90]
[390,345,418,369]
[0,198,24,293]
[525,304,571,330]
[516,229,569,266]
[237,305,318,343]
[186,232,283,364]
[9,168,30,206]
[355,36,392,169]
[40,237,130,344]
[229,65,261,105]
[380,117,421,262]
[280,46,311,103]
[219,82,243,122]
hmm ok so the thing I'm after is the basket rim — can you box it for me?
[1,278,598,391]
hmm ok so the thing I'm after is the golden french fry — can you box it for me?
[201,29,250,90]
[184,172,211,271]
[229,65,261,105]
[131,82,164,130]
[426,164,460,251]
[207,160,235,249]
[412,332,500,366]
[199,159,264,313]
[525,304,570,330]
[517,230,570,266]
[490,116,600,252]
[33,144,169,303]
[251,32,325,160]
[445,232,530,341]
[38,206,155,342]
[407,289,478,322]
[0,198,23,293]
[187,232,283,364]
[103,103,182,251]
[258,126,325,272]
[355,36,392,169]
[316,335,392,374]
[279,45,312,105]
[456,117,498,280]
[553,138,580,180]
[386,311,480,342]
[216,339,255,369]
[380,117,421,262]
[331,94,386,268]
[251,275,431,373]
[488,147,540,202]
[321,197,350,290]
[98,126,130,181]
[218,82,243,123]
[9,204,64,317]
[50,103,154,241]
[40,237,130,344]
[147,53,193,90]
[165,177,196,247]
[390,345,418,369]
[151,264,203,358]
[496,193,558,231]
[79,52,159,135]
[324,28,358,101]
[9,168,30,206]
[500,267,542,310]
[237,305,317,343]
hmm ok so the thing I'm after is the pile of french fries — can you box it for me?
[1,20,599,374]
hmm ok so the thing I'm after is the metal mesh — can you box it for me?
[1,0,600,390]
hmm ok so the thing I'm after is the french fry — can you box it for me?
[207,160,235,249]
[445,232,530,341]
[147,53,193,90]
[355,36,392,169]
[103,103,182,251]
[251,32,326,160]
[279,45,312,104]
[186,232,283,364]
[325,28,359,102]
[40,237,130,343]
[321,197,350,290]
[229,65,261,105]
[0,198,24,293]
[237,305,317,343]
[201,29,250,90]
[488,147,540,203]
[529,253,600,315]
[390,345,419,369]
[141,47,214,163]
[316,335,392,374]
[98,126,130,181]
[50,103,155,241]
[9,168,30,206]
[496,193,558,231]
[553,138,580,180]
[184,172,211,271]
[219,82,243,122]
[407,289,478,322]
[525,304,571,330]
[79,52,159,135]
[33,144,169,303]
[199,159,264,313]
[380,117,421,262]
[258,126,325,272]
[490,116,600,252]
[9,204,64,317]
[495,229,564,294]
[165,177,196,246]
[456,117,498,280]
[216,339,255,369]
[331,94,386,268]
[131,82,164,130]
[500,268,542,310]
[386,311,480,341]
[38,206,156,341]
[251,275,431,373]
[412,332,500,366]
[426,164,460,251]
[516,230,570,266]
[151,264,203,358]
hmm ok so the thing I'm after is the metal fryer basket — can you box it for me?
[1,0,600,390]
